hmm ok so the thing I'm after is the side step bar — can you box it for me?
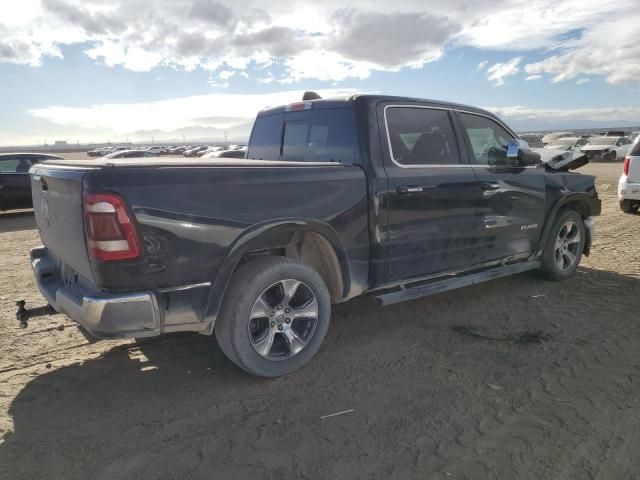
[375,261,541,306]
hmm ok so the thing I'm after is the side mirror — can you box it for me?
[507,139,541,167]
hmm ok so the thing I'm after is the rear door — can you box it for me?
[380,104,480,282]
[454,111,546,265]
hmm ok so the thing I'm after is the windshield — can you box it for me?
[551,138,579,146]
[589,136,616,145]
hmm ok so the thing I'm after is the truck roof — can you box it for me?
[258,93,498,121]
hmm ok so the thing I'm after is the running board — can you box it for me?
[375,261,541,306]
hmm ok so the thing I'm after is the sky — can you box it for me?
[0,0,639,145]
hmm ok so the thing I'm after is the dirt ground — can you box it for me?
[1,162,639,480]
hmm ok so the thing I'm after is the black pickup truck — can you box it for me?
[24,93,600,377]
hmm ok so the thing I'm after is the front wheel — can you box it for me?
[215,256,331,377]
[539,210,585,280]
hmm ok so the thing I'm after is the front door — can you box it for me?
[455,111,546,265]
[381,104,480,282]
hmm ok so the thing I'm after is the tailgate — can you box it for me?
[31,164,94,281]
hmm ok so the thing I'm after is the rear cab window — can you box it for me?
[247,113,283,160]
[631,139,640,156]
[247,108,356,163]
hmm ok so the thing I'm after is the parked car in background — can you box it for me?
[101,150,157,159]
[184,146,210,157]
[0,153,63,211]
[197,146,222,157]
[544,137,590,152]
[26,93,601,377]
[618,139,640,213]
[580,136,633,161]
[541,132,572,145]
[519,134,544,148]
[201,147,247,159]
[603,131,626,137]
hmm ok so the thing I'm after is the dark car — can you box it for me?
[24,93,600,377]
[101,150,157,159]
[0,153,63,212]
[201,147,247,159]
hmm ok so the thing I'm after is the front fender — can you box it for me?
[534,192,599,258]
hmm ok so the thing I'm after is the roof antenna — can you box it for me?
[302,91,322,101]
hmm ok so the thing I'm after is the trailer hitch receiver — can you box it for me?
[16,300,55,328]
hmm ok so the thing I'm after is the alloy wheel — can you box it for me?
[247,279,319,361]
[554,220,581,271]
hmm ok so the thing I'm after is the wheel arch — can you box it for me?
[202,220,353,331]
[535,193,595,258]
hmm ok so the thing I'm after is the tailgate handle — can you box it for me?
[40,178,48,192]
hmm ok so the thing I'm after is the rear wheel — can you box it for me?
[215,256,331,377]
[540,210,585,280]
[620,200,640,213]
[607,151,617,162]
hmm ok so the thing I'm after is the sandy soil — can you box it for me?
[1,163,639,480]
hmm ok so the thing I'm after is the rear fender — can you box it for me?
[202,219,352,332]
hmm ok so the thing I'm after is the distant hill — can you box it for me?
[126,123,253,143]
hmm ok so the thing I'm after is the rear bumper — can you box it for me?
[618,176,640,201]
[31,246,161,339]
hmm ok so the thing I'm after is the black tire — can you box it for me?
[620,200,639,213]
[607,152,617,162]
[215,256,331,377]
[539,210,585,280]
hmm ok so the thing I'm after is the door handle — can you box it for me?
[480,182,500,191]
[397,185,429,194]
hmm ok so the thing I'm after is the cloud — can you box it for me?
[576,78,590,85]
[525,75,542,81]
[188,0,235,27]
[42,0,126,35]
[487,105,640,123]
[28,88,360,133]
[476,61,488,71]
[0,0,638,85]
[330,10,461,68]
[486,57,522,86]
[522,2,639,85]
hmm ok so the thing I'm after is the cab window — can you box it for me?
[0,157,33,173]
[247,113,283,160]
[458,113,515,165]
[281,109,356,163]
[385,107,461,165]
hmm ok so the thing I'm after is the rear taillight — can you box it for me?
[83,192,141,261]
[624,157,630,176]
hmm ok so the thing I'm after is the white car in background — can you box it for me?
[618,139,640,213]
[541,132,572,145]
[580,136,634,162]
[544,136,590,152]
